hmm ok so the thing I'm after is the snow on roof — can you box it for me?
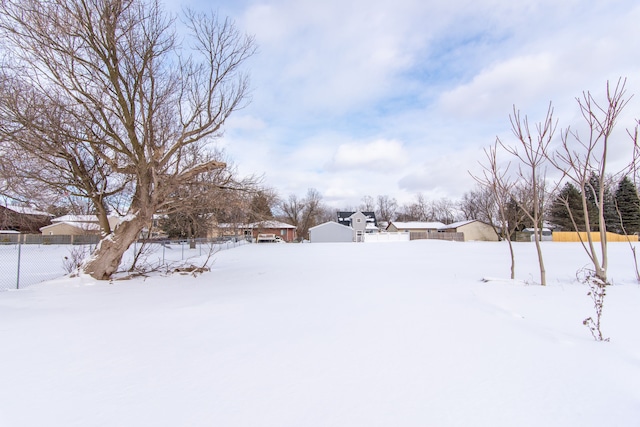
[0,229,20,234]
[51,215,123,223]
[251,220,296,229]
[41,221,102,231]
[2,205,52,217]
[309,221,353,231]
[390,221,446,230]
[52,215,100,223]
[216,221,296,229]
[441,220,476,229]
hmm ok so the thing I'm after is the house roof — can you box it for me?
[40,221,102,232]
[2,205,52,217]
[51,214,124,224]
[309,221,353,231]
[389,221,446,230]
[217,220,296,229]
[441,220,476,229]
[251,220,296,229]
[52,215,100,223]
[337,211,377,226]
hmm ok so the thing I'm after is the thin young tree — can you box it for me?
[499,103,557,285]
[472,142,518,279]
[546,79,631,284]
[0,0,256,279]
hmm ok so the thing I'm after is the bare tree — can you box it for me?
[376,195,398,224]
[472,143,518,279]
[397,202,421,222]
[277,188,325,241]
[428,197,460,224]
[359,195,375,212]
[160,151,260,245]
[546,79,631,283]
[278,194,305,238]
[0,0,256,279]
[499,103,557,285]
[397,193,430,222]
[298,188,324,240]
[458,190,483,221]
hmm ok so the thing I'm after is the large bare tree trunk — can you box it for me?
[83,216,147,280]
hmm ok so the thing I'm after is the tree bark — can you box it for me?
[82,215,147,280]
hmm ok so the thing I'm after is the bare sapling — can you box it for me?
[472,142,518,279]
[499,103,557,285]
[546,79,631,284]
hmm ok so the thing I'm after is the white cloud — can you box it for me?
[329,139,409,172]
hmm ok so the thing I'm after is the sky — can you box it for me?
[170,0,640,208]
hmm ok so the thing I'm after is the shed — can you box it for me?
[309,221,354,243]
[440,220,499,241]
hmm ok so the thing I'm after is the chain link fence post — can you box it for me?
[16,239,22,290]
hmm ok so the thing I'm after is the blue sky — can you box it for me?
[170,0,640,208]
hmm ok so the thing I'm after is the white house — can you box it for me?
[310,211,378,243]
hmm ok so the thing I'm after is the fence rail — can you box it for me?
[0,236,246,291]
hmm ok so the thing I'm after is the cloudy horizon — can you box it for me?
[173,0,640,209]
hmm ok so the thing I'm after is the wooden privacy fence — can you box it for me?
[552,231,638,242]
[410,231,464,242]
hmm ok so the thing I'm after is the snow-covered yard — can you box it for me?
[1,240,639,426]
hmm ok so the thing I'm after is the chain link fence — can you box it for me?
[0,236,247,291]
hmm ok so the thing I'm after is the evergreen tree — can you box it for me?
[584,174,617,231]
[614,176,640,234]
[548,182,585,231]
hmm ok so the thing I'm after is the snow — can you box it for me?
[1,240,640,426]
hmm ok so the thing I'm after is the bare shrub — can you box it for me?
[578,268,610,342]
[62,246,89,275]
